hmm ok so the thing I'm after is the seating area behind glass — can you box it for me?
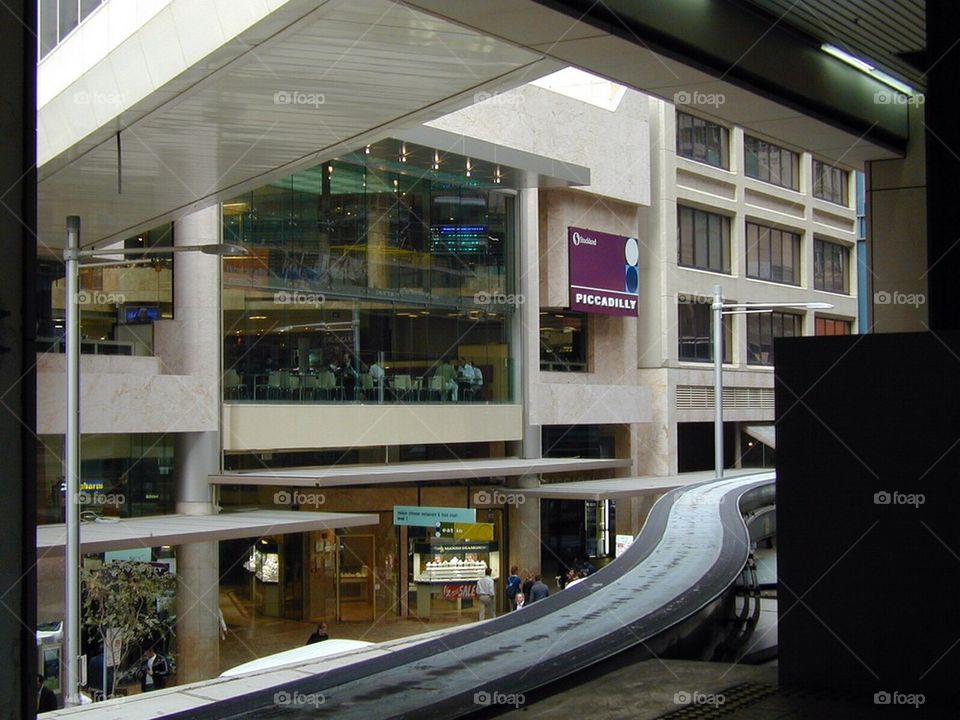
[221,138,518,405]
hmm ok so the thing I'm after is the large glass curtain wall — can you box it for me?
[223,150,517,403]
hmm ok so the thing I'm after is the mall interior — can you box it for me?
[4,0,958,718]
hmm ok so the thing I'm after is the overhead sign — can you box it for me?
[568,226,640,316]
[433,522,495,542]
[393,505,477,527]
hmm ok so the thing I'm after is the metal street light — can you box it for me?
[62,216,248,707]
[711,284,833,480]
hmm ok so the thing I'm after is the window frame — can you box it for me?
[677,206,731,274]
[745,221,801,285]
[746,310,801,366]
[743,135,800,191]
[814,238,850,294]
[676,111,730,170]
[813,159,850,206]
[677,297,732,364]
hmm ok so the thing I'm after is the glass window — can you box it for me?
[540,311,587,372]
[744,135,799,190]
[57,0,78,41]
[813,160,849,205]
[677,206,730,274]
[746,311,801,365]
[676,111,729,169]
[815,317,852,336]
[677,295,731,363]
[814,238,849,293]
[746,221,800,285]
[40,0,58,58]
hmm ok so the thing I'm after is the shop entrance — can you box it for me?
[337,534,376,622]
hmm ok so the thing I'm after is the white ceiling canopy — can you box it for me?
[38,0,557,249]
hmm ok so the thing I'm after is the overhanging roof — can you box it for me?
[743,425,776,450]
[37,510,379,554]
[521,468,764,501]
[210,457,630,487]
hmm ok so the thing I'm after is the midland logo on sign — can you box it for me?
[568,227,640,316]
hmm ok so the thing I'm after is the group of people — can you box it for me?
[439,357,483,402]
[475,566,550,620]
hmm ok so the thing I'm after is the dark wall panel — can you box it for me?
[776,332,960,704]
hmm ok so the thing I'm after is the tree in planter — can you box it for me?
[81,561,175,698]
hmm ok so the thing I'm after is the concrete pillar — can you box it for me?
[155,206,222,683]
[518,187,540,458]
[508,475,542,576]
[866,101,927,333]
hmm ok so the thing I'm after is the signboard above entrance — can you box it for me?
[393,505,477,527]
[568,226,640,317]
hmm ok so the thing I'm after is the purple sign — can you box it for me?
[568,227,640,316]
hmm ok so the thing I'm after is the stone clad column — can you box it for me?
[154,205,222,683]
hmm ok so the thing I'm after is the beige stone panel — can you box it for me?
[222,404,523,452]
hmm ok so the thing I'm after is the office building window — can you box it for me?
[540,311,587,372]
[815,317,851,336]
[678,296,732,363]
[678,206,730,273]
[746,221,801,285]
[813,160,849,205]
[814,238,849,293]
[746,311,801,365]
[676,111,729,169]
[744,135,799,190]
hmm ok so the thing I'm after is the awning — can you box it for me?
[520,469,763,501]
[743,425,776,450]
[37,510,379,555]
[209,457,631,488]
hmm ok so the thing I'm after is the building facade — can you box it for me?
[36,70,857,685]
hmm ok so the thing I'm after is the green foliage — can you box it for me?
[81,561,175,696]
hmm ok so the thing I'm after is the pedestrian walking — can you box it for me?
[475,567,496,620]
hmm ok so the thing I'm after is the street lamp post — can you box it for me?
[61,216,247,706]
[711,284,833,480]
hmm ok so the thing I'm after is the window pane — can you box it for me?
[679,208,694,266]
[783,234,796,284]
[747,315,760,364]
[694,212,708,268]
[708,214,722,270]
[58,0,78,40]
[758,229,771,280]
[760,315,773,364]
[771,230,783,282]
[721,216,730,273]
[746,223,759,277]
[745,138,760,178]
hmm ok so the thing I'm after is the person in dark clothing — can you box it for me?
[306,622,329,644]
[521,569,534,604]
[529,575,550,602]
[140,647,169,692]
[37,675,57,713]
